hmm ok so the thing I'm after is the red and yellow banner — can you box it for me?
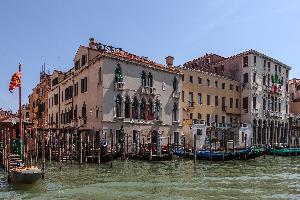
[9,71,22,93]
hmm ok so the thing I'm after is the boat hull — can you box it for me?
[196,151,235,161]
[10,169,42,184]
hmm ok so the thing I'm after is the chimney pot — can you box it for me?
[165,56,174,67]
[89,37,95,49]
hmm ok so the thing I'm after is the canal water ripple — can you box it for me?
[1,157,300,200]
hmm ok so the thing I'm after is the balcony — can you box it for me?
[263,85,272,93]
[252,67,257,73]
[141,86,156,95]
[252,82,258,90]
[172,91,181,99]
[115,82,125,90]
[193,119,206,125]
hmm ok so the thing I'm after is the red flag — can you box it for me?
[9,71,22,93]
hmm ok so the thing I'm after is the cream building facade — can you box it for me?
[181,68,241,149]
[47,38,183,153]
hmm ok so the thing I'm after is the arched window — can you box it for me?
[148,99,154,120]
[140,98,146,120]
[173,77,178,91]
[116,95,122,117]
[148,72,153,87]
[173,102,178,122]
[155,99,161,120]
[132,97,139,119]
[125,96,131,118]
[141,71,147,86]
[115,64,123,83]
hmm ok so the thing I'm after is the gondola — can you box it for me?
[267,147,300,156]
[235,147,265,160]
[196,150,235,161]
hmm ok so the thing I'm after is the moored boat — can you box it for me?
[235,147,265,160]
[267,147,300,156]
[196,150,235,161]
[9,166,42,184]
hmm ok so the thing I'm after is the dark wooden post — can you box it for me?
[193,134,196,163]
[110,130,113,167]
[80,131,83,165]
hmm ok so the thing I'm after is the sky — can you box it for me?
[1,0,300,112]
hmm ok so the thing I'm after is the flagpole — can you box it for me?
[19,63,23,160]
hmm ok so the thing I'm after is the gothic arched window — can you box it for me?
[132,97,139,119]
[155,99,161,120]
[141,71,147,86]
[140,98,147,120]
[148,72,153,87]
[125,96,131,118]
[116,94,122,117]
[148,99,154,120]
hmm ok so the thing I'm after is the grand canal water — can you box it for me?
[1,157,300,200]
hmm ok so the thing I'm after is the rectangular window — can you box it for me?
[198,77,202,84]
[243,56,248,67]
[189,76,193,83]
[253,97,256,109]
[198,93,202,104]
[214,115,218,124]
[182,91,184,102]
[189,92,194,107]
[215,81,218,88]
[189,113,193,120]
[222,116,225,123]
[243,73,249,83]
[263,76,266,85]
[207,95,211,105]
[207,79,210,87]
[275,65,277,72]
[230,98,233,108]
[268,62,271,71]
[243,97,248,112]
[253,73,256,83]
[222,83,225,89]
[263,99,266,110]
[222,97,226,108]
[215,96,218,106]
[182,74,184,82]
[279,66,281,73]
[198,113,201,119]
[264,60,266,69]
[206,114,210,123]
[235,99,239,108]
[236,86,239,92]
[230,84,233,90]
[254,56,256,64]
[81,55,87,66]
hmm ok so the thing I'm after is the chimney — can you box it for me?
[165,56,174,67]
[89,37,95,49]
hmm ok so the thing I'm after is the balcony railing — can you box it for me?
[115,82,125,90]
[141,86,156,95]
[172,91,180,99]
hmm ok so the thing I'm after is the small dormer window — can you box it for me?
[75,60,80,70]
[81,55,87,66]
